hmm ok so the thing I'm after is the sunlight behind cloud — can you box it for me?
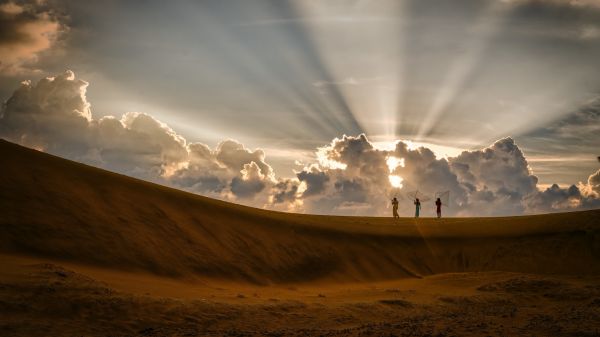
[388,175,404,188]
[386,156,405,171]
[374,140,465,159]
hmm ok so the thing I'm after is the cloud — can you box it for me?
[293,135,393,215]
[230,162,268,198]
[501,0,600,45]
[589,169,600,194]
[519,96,600,186]
[1,71,599,216]
[0,70,90,154]
[449,137,538,215]
[527,97,600,142]
[0,1,64,74]
[390,141,467,211]
[289,134,598,216]
[215,140,274,180]
[0,70,273,202]
[502,0,600,9]
[271,179,299,204]
[296,166,329,197]
[524,173,600,213]
[168,142,229,195]
[92,112,189,179]
[169,139,275,201]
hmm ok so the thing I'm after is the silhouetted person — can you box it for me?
[435,197,442,218]
[414,198,421,218]
[391,197,399,218]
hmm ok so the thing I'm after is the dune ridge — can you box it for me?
[1,139,599,284]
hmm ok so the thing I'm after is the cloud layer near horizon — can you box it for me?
[1,71,599,216]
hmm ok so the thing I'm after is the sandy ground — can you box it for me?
[1,140,600,336]
[2,254,600,336]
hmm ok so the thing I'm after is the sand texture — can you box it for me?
[1,139,600,336]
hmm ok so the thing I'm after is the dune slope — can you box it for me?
[1,139,599,284]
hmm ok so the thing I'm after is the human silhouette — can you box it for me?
[391,197,399,218]
[414,198,421,218]
[435,197,442,218]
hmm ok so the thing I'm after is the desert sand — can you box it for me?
[1,139,599,336]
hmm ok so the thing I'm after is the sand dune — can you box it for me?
[1,139,600,336]
[1,139,599,284]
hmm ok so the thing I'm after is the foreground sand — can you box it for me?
[3,254,600,336]
[1,140,600,336]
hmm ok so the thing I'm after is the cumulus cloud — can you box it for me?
[215,140,274,180]
[1,71,599,216]
[449,138,539,215]
[0,70,274,203]
[287,135,546,216]
[230,162,268,199]
[291,135,393,215]
[0,1,64,74]
[524,173,600,213]
[296,167,329,197]
[92,112,189,179]
[0,70,90,154]
[168,139,275,201]
[588,169,600,195]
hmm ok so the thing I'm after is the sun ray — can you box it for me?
[416,2,511,140]
[291,0,404,141]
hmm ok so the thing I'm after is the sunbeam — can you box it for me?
[290,0,405,141]
[0,0,598,216]
[416,1,510,140]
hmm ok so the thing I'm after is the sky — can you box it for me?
[0,0,599,216]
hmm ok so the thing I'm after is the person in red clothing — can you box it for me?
[435,197,442,218]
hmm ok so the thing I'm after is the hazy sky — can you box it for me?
[1,0,599,215]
